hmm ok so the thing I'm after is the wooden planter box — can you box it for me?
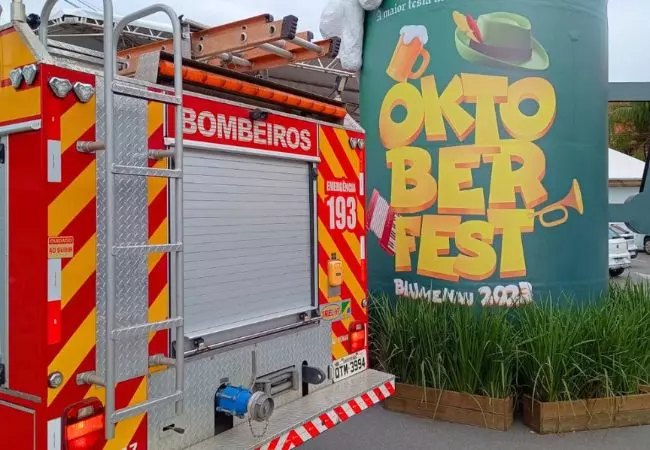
[522,393,650,434]
[383,382,514,431]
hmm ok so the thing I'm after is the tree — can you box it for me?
[609,102,650,160]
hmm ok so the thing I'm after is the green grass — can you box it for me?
[369,282,650,402]
[369,294,516,399]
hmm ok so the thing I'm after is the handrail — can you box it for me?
[112,4,182,96]
[108,3,185,440]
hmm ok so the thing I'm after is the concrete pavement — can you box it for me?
[302,405,650,450]
[615,252,650,283]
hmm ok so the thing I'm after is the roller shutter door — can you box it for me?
[183,148,313,339]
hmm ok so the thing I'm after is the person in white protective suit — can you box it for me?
[320,0,383,71]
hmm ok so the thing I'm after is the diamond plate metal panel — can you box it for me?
[95,80,151,382]
[96,77,107,378]
[147,322,332,450]
[114,94,150,381]
[112,165,181,178]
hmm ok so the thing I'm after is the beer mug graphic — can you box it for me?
[386,25,430,82]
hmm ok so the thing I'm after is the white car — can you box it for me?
[610,222,650,255]
[610,223,638,258]
[609,227,632,277]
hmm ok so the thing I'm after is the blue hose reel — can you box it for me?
[215,384,274,422]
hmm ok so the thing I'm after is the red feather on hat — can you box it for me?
[466,15,484,43]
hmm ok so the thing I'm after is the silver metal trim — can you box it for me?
[50,47,106,68]
[291,37,323,54]
[148,150,175,159]
[76,141,105,153]
[217,52,252,67]
[112,164,181,178]
[47,140,62,183]
[10,0,26,22]
[0,120,42,136]
[113,73,175,92]
[184,318,320,358]
[113,243,182,254]
[113,390,183,423]
[312,164,319,311]
[77,371,105,387]
[47,371,64,389]
[260,43,294,60]
[0,399,35,420]
[0,388,40,403]
[166,138,321,163]
[184,305,318,341]
[48,39,129,65]
[111,317,183,340]
[112,80,181,105]
[149,354,176,367]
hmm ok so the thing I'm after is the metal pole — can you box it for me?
[218,53,253,67]
[10,0,26,22]
[172,20,185,416]
[39,0,63,43]
[291,36,323,53]
[100,0,116,440]
[260,43,294,59]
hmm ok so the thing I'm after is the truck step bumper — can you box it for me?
[188,369,395,450]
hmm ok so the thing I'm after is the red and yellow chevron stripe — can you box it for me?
[0,27,40,126]
[317,126,367,361]
[43,65,145,448]
[147,101,170,368]
[45,66,98,414]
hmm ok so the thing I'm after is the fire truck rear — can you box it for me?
[0,1,394,448]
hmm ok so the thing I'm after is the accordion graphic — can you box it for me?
[366,189,399,256]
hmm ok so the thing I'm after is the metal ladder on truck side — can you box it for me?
[39,1,186,440]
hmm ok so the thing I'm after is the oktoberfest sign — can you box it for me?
[363,2,609,305]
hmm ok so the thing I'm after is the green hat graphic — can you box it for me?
[453,11,549,71]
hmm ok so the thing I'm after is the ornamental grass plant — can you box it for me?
[369,293,517,399]
[516,282,650,402]
[369,282,650,402]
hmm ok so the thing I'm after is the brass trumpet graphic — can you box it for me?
[532,179,584,228]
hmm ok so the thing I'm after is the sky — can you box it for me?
[0,0,648,81]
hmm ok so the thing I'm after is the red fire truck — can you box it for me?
[0,1,394,448]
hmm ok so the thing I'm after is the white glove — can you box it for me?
[319,0,384,71]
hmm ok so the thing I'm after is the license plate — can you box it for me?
[332,350,367,383]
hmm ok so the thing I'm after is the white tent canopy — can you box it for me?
[609,148,645,181]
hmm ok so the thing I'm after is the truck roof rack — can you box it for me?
[118,14,341,78]
[37,9,347,121]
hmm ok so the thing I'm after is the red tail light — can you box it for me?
[349,321,366,353]
[63,398,105,450]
